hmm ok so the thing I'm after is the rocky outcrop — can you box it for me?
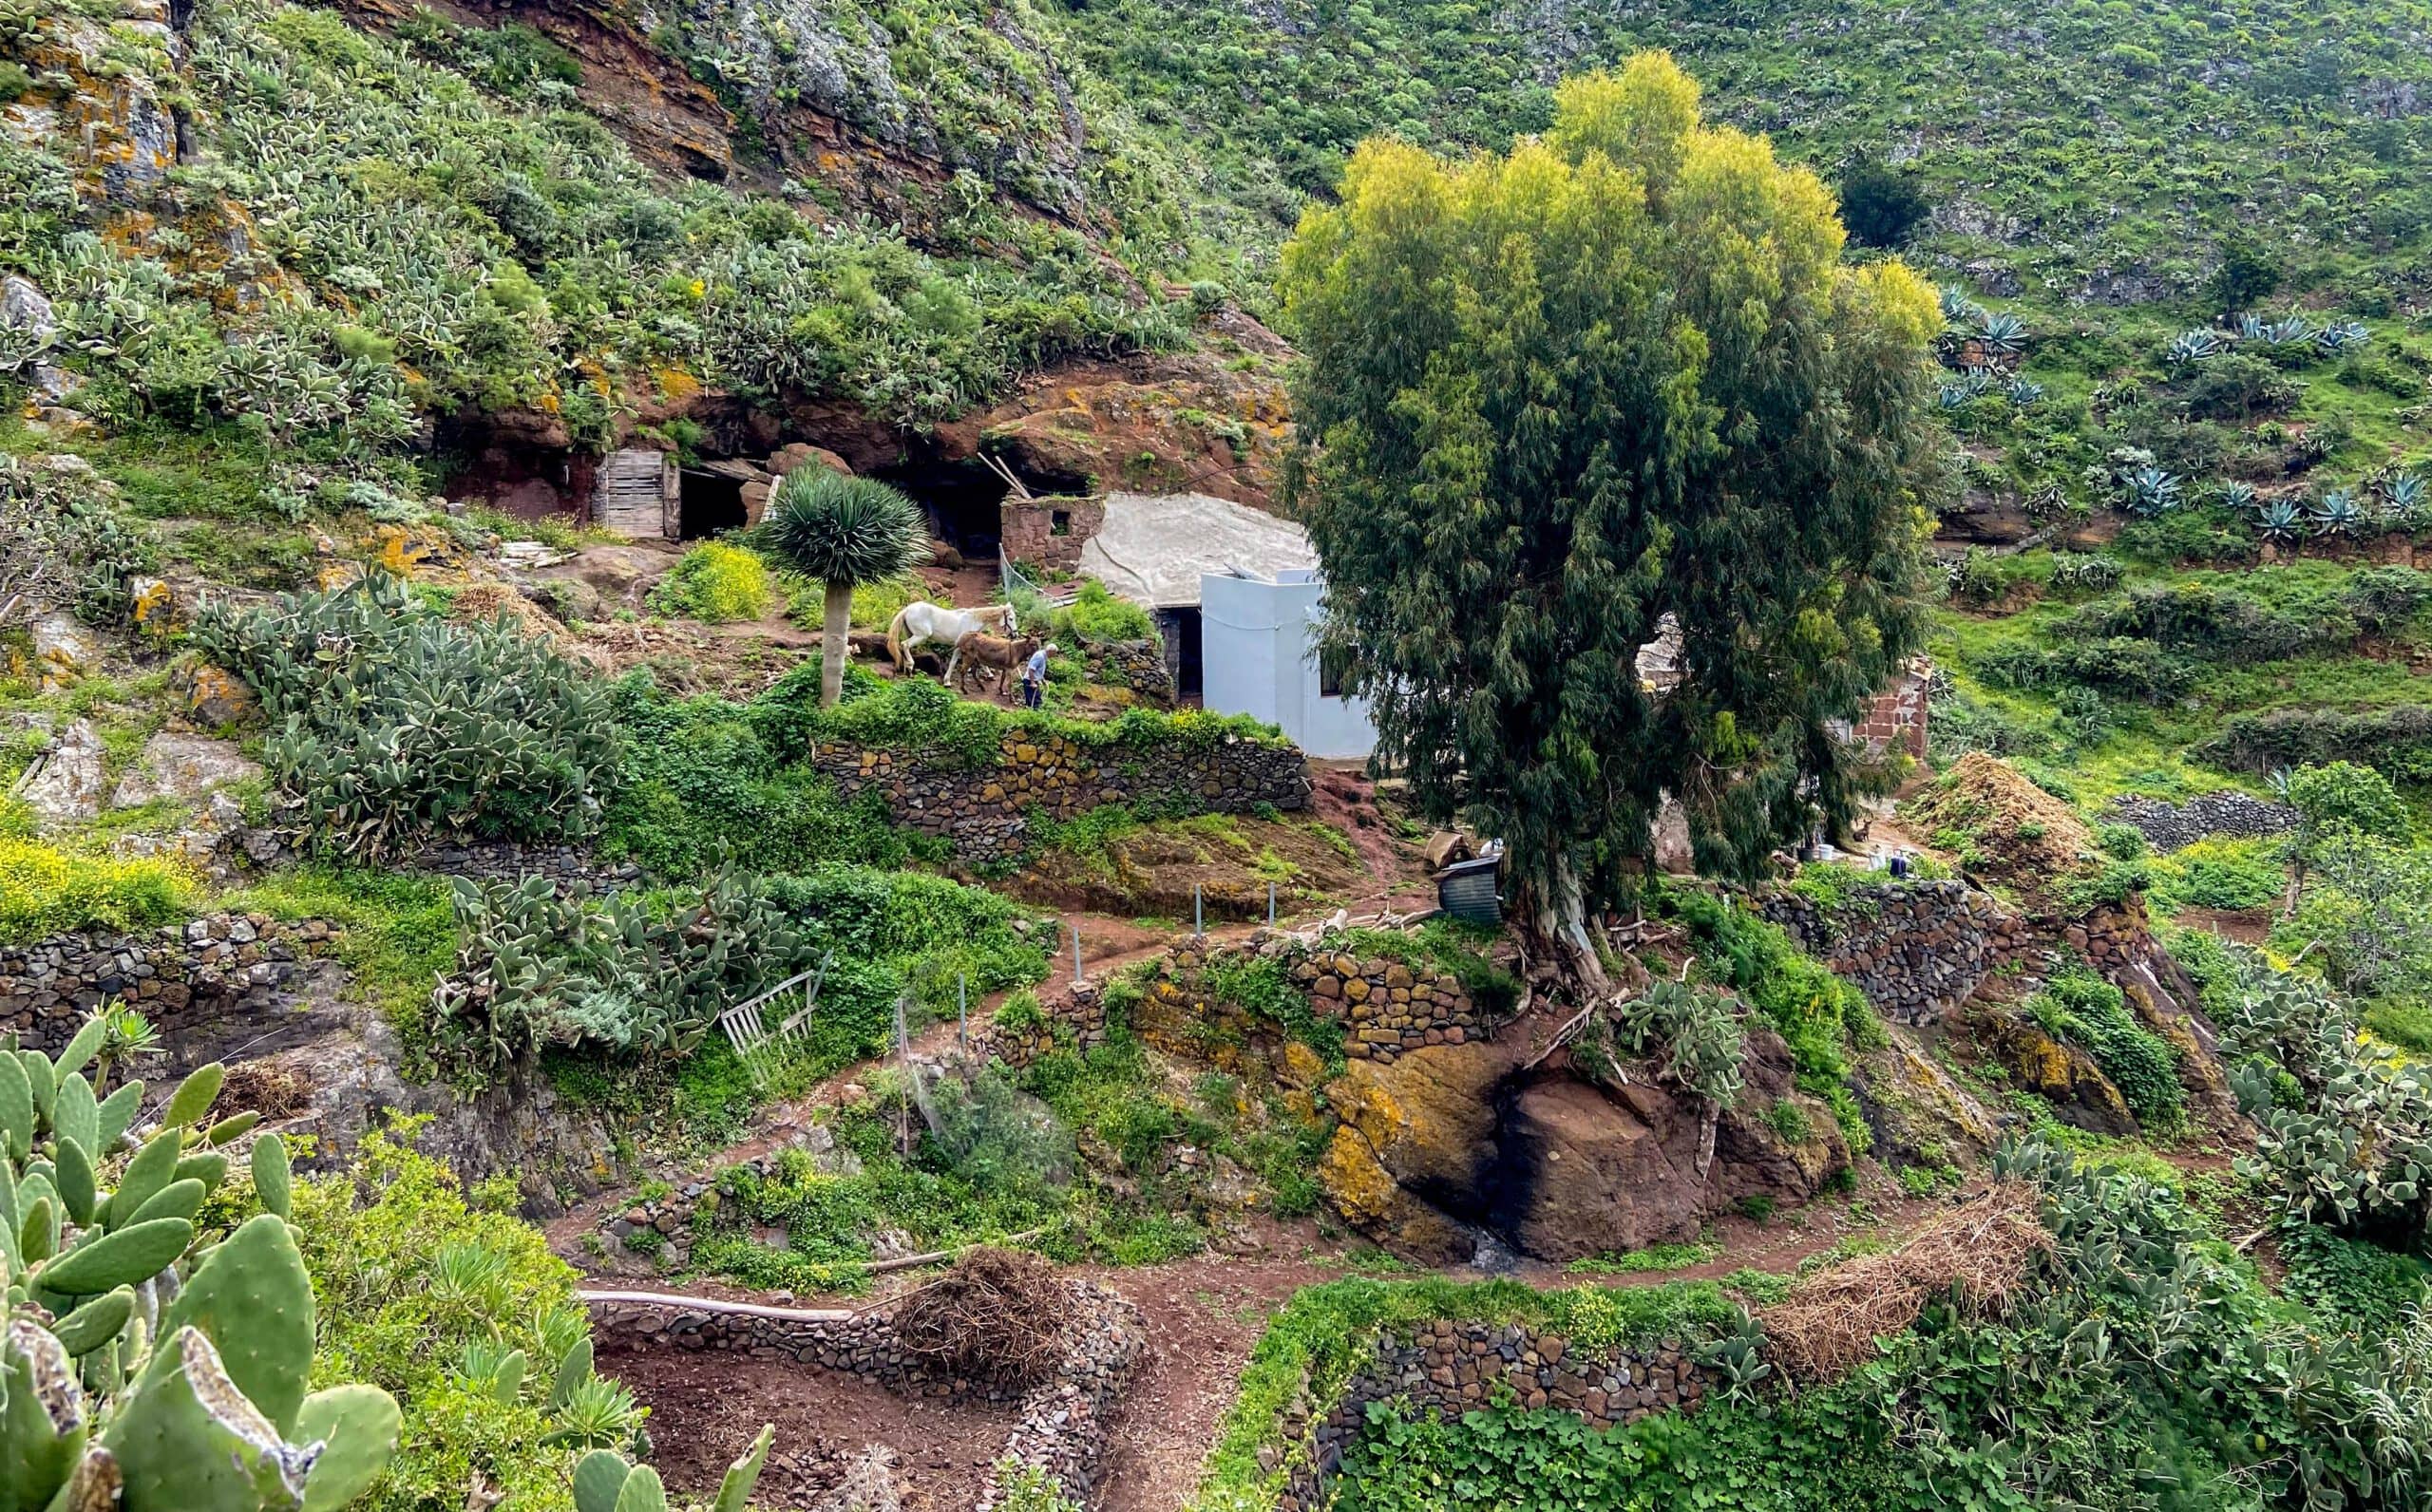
[1320,1020,1851,1265]
[1967,1006,2138,1136]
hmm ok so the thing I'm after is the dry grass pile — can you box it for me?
[1900,753,2099,907]
[890,1246,1067,1387]
[1759,1182,2051,1383]
[221,1061,312,1120]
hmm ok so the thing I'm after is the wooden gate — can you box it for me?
[594,448,675,539]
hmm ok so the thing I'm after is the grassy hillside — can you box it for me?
[1058,0,2430,291]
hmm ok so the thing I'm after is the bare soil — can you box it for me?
[598,1338,1022,1511]
[1009,815,1377,920]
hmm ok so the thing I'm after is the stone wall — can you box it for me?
[998,496,1105,575]
[1083,638,1174,706]
[2106,790,2296,853]
[1279,1320,1710,1510]
[398,838,646,892]
[0,913,337,1055]
[811,728,1309,866]
[985,933,1493,1076]
[588,1278,1145,1509]
[1759,879,2030,1026]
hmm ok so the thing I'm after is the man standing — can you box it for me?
[1022,641,1054,709]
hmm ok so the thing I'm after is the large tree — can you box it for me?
[1280,52,1941,975]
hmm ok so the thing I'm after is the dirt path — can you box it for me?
[598,1337,1020,1512]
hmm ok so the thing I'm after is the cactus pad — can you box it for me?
[294,1386,401,1512]
[159,1213,315,1434]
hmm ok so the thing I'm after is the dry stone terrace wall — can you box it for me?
[398,838,645,891]
[983,932,1494,1072]
[1280,1320,1712,1510]
[810,728,1309,865]
[588,1280,1146,1509]
[0,913,336,1053]
[2107,790,2297,853]
[1760,879,2030,1026]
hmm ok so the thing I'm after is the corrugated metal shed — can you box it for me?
[1078,491,1319,609]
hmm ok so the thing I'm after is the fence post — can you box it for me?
[1267,880,1276,928]
[958,974,968,1049]
[1194,884,1204,939]
[1072,921,1085,986]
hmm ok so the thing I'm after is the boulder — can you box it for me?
[18,719,106,826]
[1851,1030,2001,1168]
[2,275,55,343]
[110,732,263,808]
[30,613,96,690]
[1320,1037,1521,1262]
[173,659,259,728]
[767,443,850,479]
[1492,1079,1708,1260]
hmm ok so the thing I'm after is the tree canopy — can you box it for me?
[1279,51,1941,952]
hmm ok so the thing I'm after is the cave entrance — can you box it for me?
[874,457,1008,561]
[676,469,747,540]
[1163,606,1204,702]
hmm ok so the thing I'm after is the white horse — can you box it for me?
[886,599,1018,683]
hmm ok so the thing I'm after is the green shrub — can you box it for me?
[0,838,192,944]
[294,1125,601,1512]
[2149,836,2286,913]
[193,576,618,860]
[652,541,770,622]
[2289,760,2411,846]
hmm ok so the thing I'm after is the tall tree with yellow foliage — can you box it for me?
[1281,52,1943,977]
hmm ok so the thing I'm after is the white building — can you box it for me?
[1199,569,1376,760]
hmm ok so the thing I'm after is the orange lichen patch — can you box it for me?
[654,367,704,403]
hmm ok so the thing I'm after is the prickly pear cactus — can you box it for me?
[572,1426,770,1512]
[0,1014,401,1511]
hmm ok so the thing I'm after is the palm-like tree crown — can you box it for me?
[757,470,929,586]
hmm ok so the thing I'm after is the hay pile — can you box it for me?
[891,1247,1067,1388]
[1759,1183,2051,1384]
[1900,753,2100,908]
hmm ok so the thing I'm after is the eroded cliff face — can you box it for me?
[339,0,1133,244]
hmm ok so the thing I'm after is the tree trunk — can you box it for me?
[1523,855,1611,996]
[821,578,853,709]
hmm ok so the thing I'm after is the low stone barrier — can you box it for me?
[2106,791,2296,854]
[0,913,336,1051]
[587,1279,1146,1508]
[1278,1320,1711,1509]
[399,838,645,892]
[811,728,1309,866]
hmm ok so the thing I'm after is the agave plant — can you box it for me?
[2260,315,2316,348]
[2314,320,2371,356]
[2310,489,2367,538]
[2164,329,2224,366]
[1939,284,1988,326]
[2268,765,2294,802]
[2237,313,2267,341]
[1976,310,2028,357]
[2254,500,2306,544]
[2215,481,2258,515]
[1939,368,1995,408]
[2118,466,2184,517]
[2005,376,2045,406]
[2378,472,2426,526]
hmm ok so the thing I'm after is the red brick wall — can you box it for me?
[1853,657,1930,760]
